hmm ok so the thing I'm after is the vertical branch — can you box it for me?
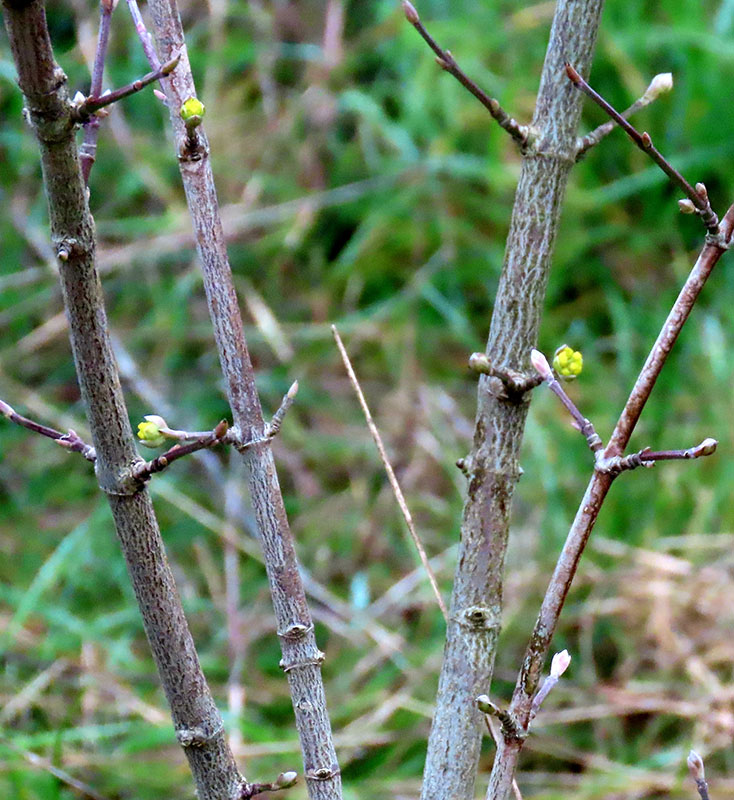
[420,3,605,799]
[0,3,244,800]
[141,3,343,798]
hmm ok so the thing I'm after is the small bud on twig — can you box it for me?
[476,695,494,715]
[180,96,205,130]
[678,199,697,214]
[550,648,571,678]
[688,751,705,782]
[642,72,673,102]
[402,0,420,25]
[691,438,717,457]
[275,771,298,789]
[530,349,553,381]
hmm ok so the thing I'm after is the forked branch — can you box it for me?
[487,204,734,800]
[566,64,719,235]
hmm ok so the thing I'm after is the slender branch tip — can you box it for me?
[402,0,420,25]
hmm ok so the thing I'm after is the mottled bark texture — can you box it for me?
[420,3,605,799]
[144,3,342,798]
[0,3,245,799]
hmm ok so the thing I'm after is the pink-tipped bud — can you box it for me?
[402,0,420,24]
[687,750,705,782]
[550,649,571,678]
[530,349,553,380]
[153,89,168,105]
[0,399,15,418]
[678,199,696,214]
[641,131,652,148]
[696,182,709,200]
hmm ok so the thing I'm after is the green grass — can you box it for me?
[2,1,734,798]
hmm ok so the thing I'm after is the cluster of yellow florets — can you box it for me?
[552,344,583,379]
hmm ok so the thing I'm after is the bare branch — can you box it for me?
[0,398,96,461]
[596,438,718,474]
[402,1,530,147]
[565,63,719,234]
[74,53,180,119]
[80,0,116,183]
[332,325,448,622]
[575,72,673,159]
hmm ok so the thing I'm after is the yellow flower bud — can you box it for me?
[552,344,583,379]
[137,420,167,448]
[180,96,205,129]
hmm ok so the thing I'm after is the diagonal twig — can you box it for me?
[74,53,180,120]
[402,1,530,147]
[332,325,448,622]
[0,398,96,461]
[575,72,673,159]
[565,63,719,235]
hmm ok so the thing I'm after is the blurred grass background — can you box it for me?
[2,1,734,798]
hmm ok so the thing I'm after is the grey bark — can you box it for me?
[0,3,245,799]
[143,3,343,797]
[420,3,605,799]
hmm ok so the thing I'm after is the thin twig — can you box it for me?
[74,53,181,119]
[332,325,448,622]
[469,352,543,395]
[565,63,719,234]
[575,72,673,159]
[265,381,299,437]
[0,398,96,461]
[125,0,161,70]
[80,0,116,184]
[402,1,530,147]
[0,735,112,800]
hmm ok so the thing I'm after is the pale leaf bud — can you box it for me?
[550,649,571,678]
[687,750,705,782]
[530,349,553,380]
[287,380,299,400]
[693,438,717,457]
[468,352,491,374]
[476,695,493,714]
[275,771,298,788]
[678,199,697,214]
[643,72,673,101]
